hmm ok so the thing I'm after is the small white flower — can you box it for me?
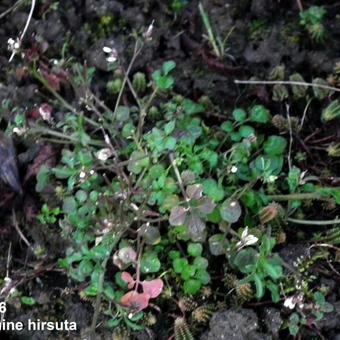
[38,105,52,121]
[104,134,111,145]
[103,46,112,53]
[144,20,155,41]
[299,170,308,185]
[230,165,238,173]
[236,227,258,250]
[267,175,278,183]
[284,296,296,309]
[103,46,118,63]
[96,148,112,161]
[79,171,86,179]
[284,293,304,310]
[13,127,27,135]
[7,37,20,51]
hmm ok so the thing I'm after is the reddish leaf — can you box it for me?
[24,144,57,183]
[141,279,164,298]
[121,272,135,289]
[120,291,150,313]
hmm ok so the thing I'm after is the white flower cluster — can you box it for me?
[103,46,118,63]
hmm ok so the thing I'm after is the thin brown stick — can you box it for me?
[12,209,33,251]
[234,79,340,93]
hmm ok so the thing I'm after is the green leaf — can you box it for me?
[266,281,280,302]
[183,279,201,295]
[84,284,98,296]
[181,265,196,280]
[62,196,77,214]
[127,150,149,174]
[221,121,234,133]
[262,260,283,280]
[208,234,227,256]
[139,225,161,245]
[104,284,115,300]
[253,273,265,299]
[183,99,205,115]
[187,243,203,257]
[162,60,176,75]
[203,179,225,202]
[239,125,255,138]
[173,258,188,273]
[36,165,50,192]
[169,250,181,260]
[287,167,301,193]
[21,297,36,306]
[250,105,271,124]
[53,167,75,179]
[193,256,209,270]
[78,259,94,277]
[232,108,247,122]
[233,248,258,274]
[141,252,161,273]
[115,106,130,122]
[169,206,187,226]
[195,269,210,284]
[187,213,206,242]
[164,120,176,135]
[264,136,287,156]
[220,199,242,223]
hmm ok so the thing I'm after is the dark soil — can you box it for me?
[0,0,340,339]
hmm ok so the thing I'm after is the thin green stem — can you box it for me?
[29,127,105,147]
[267,192,323,201]
[287,217,340,226]
[199,2,221,59]
[113,40,144,120]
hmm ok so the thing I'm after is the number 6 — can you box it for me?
[0,302,6,313]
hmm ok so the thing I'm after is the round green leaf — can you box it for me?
[250,105,270,124]
[141,252,161,273]
[181,265,196,280]
[239,125,255,138]
[203,179,225,202]
[264,136,287,156]
[173,258,188,273]
[116,106,130,122]
[195,269,211,284]
[232,108,247,122]
[187,243,203,257]
[183,279,201,295]
[220,199,242,223]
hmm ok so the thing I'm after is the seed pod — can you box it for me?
[0,132,22,194]
[192,305,214,324]
[289,73,307,98]
[272,114,287,131]
[201,286,213,298]
[223,273,238,289]
[259,203,284,224]
[112,326,131,340]
[198,95,214,111]
[236,282,254,302]
[174,318,194,340]
[327,143,340,157]
[144,312,157,326]
[178,297,198,313]
[107,79,123,94]
[322,100,340,122]
[272,84,289,102]
[132,72,147,93]
[148,106,160,120]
